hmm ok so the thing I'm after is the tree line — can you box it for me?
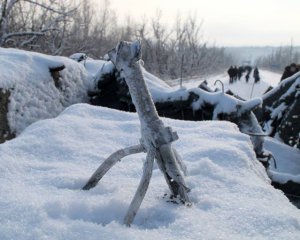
[0,0,234,79]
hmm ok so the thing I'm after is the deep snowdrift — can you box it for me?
[1,104,299,240]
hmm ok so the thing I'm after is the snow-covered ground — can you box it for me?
[0,48,299,239]
[168,70,282,100]
[1,104,300,240]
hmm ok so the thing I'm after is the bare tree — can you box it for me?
[0,0,77,54]
[1,0,233,79]
[256,43,300,72]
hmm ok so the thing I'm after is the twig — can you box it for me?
[214,79,224,93]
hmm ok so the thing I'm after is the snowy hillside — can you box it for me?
[1,104,300,240]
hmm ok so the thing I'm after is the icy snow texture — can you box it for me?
[0,48,91,134]
[0,104,299,240]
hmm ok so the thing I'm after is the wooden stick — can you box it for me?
[123,146,155,226]
[82,144,144,190]
[84,40,191,226]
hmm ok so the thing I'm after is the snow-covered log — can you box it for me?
[0,47,91,142]
[89,60,268,159]
[259,71,300,148]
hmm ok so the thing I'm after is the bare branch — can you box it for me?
[82,144,144,190]
[4,27,59,40]
[22,0,77,15]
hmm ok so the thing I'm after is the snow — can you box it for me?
[75,57,167,95]
[265,137,300,184]
[190,88,262,118]
[69,53,88,62]
[134,73,263,119]
[142,68,173,93]
[171,69,282,100]
[0,47,299,238]
[139,67,264,117]
[1,104,300,239]
[0,47,92,135]
[86,60,115,83]
[171,70,299,185]
[0,47,268,140]
[263,71,300,100]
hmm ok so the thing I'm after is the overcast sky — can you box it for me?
[106,0,299,47]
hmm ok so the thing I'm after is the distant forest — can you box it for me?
[1,0,297,79]
[255,46,300,72]
[0,0,234,79]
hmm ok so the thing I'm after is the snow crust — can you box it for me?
[0,48,91,134]
[0,104,299,240]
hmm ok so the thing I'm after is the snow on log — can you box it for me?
[0,47,92,142]
[259,71,300,148]
[89,62,268,158]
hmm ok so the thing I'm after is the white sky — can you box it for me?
[104,0,300,47]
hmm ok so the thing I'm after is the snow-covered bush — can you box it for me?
[0,48,92,142]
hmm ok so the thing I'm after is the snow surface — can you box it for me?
[1,46,298,191]
[0,47,92,134]
[1,104,300,240]
[168,70,282,100]
[139,66,264,117]
[263,70,300,101]
[74,57,171,98]
[265,137,300,184]
[164,69,300,185]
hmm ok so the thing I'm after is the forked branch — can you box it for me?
[82,144,144,190]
